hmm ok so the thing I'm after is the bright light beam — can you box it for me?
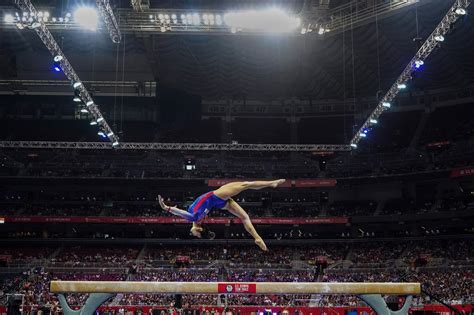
[223,8,300,33]
[73,7,99,31]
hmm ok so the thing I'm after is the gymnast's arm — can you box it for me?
[158,195,195,221]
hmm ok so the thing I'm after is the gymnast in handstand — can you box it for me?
[158,179,286,251]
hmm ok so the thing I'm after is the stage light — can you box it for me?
[96,117,104,123]
[192,13,200,25]
[455,8,466,15]
[73,96,82,102]
[112,141,119,147]
[363,128,369,134]
[107,131,114,137]
[86,101,94,106]
[215,15,222,25]
[350,143,357,148]
[318,26,325,35]
[158,14,164,20]
[52,17,57,22]
[301,28,307,34]
[4,14,14,23]
[73,6,99,31]
[231,27,237,33]
[382,102,391,108]
[73,81,82,89]
[171,14,177,19]
[397,83,407,89]
[98,131,106,138]
[164,14,169,20]
[53,55,63,62]
[65,13,71,18]
[90,121,97,125]
[434,35,445,42]
[414,60,424,69]
[370,119,378,124]
[53,62,61,72]
[360,133,367,138]
[160,26,166,32]
[223,8,301,33]
[80,108,89,113]
[30,22,41,29]
[59,17,63,22]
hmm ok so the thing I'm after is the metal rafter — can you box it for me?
[0,141,351,152]
[13,0,120,146]
[96,0,121,43]
[1,1,428,36]
[351,0,472,147]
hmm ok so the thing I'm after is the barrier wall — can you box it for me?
[1,304,471,315]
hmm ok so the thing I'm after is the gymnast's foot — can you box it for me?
[255,238,268,251]
[270,179,286,188]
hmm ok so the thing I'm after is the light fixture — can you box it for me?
[318,26,325,35]
[192,13,200,25]
[73,96,82,102]
[54,55,63,62]
[223,8,301,33]
[107,131,114,137]
[86,101,94,106]
[382,102,391,108]
[414,60,424,69]
[30,22,41,29]
[80,108,89,113]
[455,8,466,15]
[434,35,445,42]
[73,81,82,89]
[98,131,106,137]
[112,141,119,147]
[370,119,378,124]
[53,62,61,72]
[73,6,99,31]
[96,117,104,123]
[171,14,177,19]
[360,133,367,138]
[52,17,57,22]
[90,121,98,125]
[301,28,307,34]
[4,14,14,23]
[215,15,222,25]
[350,143,357,148]
[397,83,407,89]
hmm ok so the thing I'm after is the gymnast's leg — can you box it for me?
[224,199,267,251]
[213,179,285,200]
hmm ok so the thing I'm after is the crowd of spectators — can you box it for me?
[0,239,472,309]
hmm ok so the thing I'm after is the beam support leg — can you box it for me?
[57,293,115,315]
[358,294,413,315]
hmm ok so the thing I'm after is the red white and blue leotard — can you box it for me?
[187,191,228,222]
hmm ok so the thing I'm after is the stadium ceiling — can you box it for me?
[0,0,472,151]
[1,0,427,36]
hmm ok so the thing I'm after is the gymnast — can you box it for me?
[158,179,286,251]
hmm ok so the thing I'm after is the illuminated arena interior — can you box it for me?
[0,0,473,315]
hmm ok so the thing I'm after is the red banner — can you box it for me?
[208,179,336,188]
[294,179,337,187]
[2,216,348,225]
[450,166,474,178]
[218,283,257,294]
[426,140,451,148]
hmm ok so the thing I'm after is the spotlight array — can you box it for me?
[350,1,471,149]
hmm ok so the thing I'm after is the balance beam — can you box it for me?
[50,281,421,295]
